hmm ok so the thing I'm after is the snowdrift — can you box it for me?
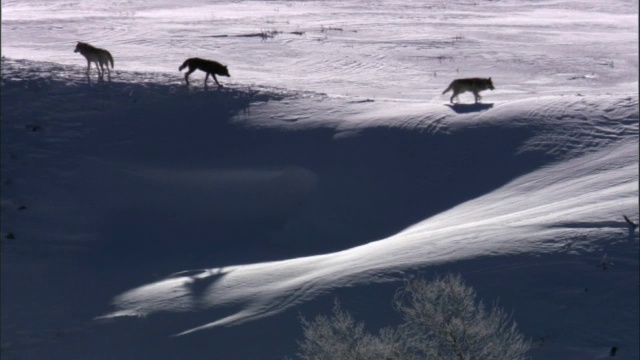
[1,58,638,359]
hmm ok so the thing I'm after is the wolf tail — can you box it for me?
[179,59,190,71]
[442,83,453,94]
[107,52,114,68]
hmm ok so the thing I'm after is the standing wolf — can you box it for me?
[74,42,114,81]
[179,58,230,87]
[442,77,494,104]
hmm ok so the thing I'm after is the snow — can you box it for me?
[1,0,638,359]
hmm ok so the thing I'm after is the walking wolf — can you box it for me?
[74,42,114,81]
[179,58,230,87]
[442,77,494,104]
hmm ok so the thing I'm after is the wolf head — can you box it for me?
[74,42,86,53]
[487,77,495,90]
[221,65,230,77]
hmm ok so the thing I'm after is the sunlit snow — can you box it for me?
[1,0,638,359]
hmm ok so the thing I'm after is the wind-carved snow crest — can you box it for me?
[102,95,639,336]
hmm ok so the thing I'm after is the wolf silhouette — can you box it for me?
[442,77,494,104]
[179,58,230,87]
[74,42,114,81]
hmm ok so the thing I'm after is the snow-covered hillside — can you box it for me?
[1,0,638,359]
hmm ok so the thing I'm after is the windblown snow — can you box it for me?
[1,0,638,359]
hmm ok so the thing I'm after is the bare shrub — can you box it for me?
[393,273,531,360]
[296,300,406,360]
[293,274,530,360]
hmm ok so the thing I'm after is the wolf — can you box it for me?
[179,58,230,87]
[74,42,114,81]
[442,77,494,104]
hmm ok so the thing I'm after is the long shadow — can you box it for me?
[89,124,548,270]
[445,102,494,113]
[75,87,550,272]
[547,220,628,229]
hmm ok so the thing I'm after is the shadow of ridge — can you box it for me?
[547,221,628,229]
[445,102,494,114]
[546,220,637,242]
[88,114,549,267]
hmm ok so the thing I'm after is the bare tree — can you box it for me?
[293,274,530,360]
[296,300,407,360]
[393,273,530,360]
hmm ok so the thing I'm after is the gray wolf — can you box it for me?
[442,77,494,103]
[74,42,114,81]
[179,58,230,87]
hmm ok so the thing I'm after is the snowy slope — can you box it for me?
[2,0,639,359]
[2,56,637,359]
[2,0,638,99]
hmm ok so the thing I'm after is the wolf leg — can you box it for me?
[204,73,210,87]
[473,91,481,103]
[212,74,222,87]
[99,61,107,81]
[184,68,196,85]
[97,62,104,81]
[104,62,111,82]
